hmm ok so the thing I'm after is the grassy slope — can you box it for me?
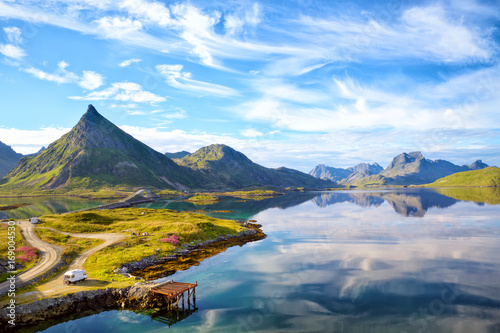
[0,224,40,282]
[426,167,500,187]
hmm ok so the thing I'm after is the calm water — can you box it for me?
[0,197,108,220]
[25,189,500,332]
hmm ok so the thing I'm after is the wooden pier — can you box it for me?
[151,280,198,310]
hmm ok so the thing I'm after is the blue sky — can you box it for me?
[0,0,499,172]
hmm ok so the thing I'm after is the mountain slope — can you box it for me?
[0,141,23,178]
[177,144,334,189]
[349,152,489,186]
[1,105,198,190]
[427,167,500,187]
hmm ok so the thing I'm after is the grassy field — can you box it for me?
[38,208,244,281]
[0,223,40,283]
[427,167,500,187]
[184,194,221,204]
[217,190,284,200]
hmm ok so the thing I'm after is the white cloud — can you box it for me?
[22,62,104,90]
[70,81,166,104]
[156,64,238,97]
[119,58,142,67]
[241,128,263,137]
[0,44,26,60]
[224,3,261,36]
[0,126,71,155]
[23,67,75,84]
[3,26,22,44]
[400,6,493,62]
[78,71,105,90]
[119,0,173,27]
[94,16,143,38]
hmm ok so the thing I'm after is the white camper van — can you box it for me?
[63,269,87,284]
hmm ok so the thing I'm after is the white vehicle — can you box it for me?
[63,269,87,284]
[30,217,39,224]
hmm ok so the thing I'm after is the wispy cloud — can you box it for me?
[3,26,22,44]
[0,44,26,60]
[70,82,165,104]
[119,58,142,67]
[156,64,238,97]
[22,61,104,90]
[0,26,25,60]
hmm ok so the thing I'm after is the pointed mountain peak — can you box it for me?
[85,104,100,116]
[80,104,104,123]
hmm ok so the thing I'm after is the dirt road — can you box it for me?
[0,221,62,295]
[42,228,125,270]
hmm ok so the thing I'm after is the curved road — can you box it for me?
[0,221,62,295]
[42,228,124,270]
[0,222,125,296]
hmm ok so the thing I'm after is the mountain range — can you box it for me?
[177,144,332,189]
[309,162,383,183]
[0,105,333,191]
[311,152,489,186]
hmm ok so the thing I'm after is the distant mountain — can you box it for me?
[0,141,23,178]
[176,144,334,189]
[427,167,500,187]
[309,162,383,183]
[165,151,190,159]
[309,164,351,182]
[1,105,198,190]
[349,152,489,186]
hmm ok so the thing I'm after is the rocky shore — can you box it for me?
[115,222,263,276]
[0,222,266,331]
[0,283,165,331]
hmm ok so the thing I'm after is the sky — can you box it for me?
[0,0,499,172]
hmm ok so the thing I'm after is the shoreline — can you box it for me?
[0,223,266,330]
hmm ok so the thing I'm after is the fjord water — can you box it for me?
[0,197,108,220]
[35,189,500,332]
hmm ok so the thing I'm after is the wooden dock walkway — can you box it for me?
[151,280,198,310]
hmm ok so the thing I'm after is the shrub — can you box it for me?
[160,234,180,245]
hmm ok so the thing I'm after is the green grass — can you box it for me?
[0,223,40,283]
[35,228,103,251]
[217,190,284,200]
[185,194,221,204]
[37,208,244,281]
[426,167,500,187]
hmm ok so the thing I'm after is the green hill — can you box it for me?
[0,105,198,191]
[427,167,500,187]
[176,144,334,189]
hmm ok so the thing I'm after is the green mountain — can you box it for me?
[176,144,334,189]
[348,152,489,186]
[0,105,198,190]
[0,141,23,178]
[427,167,500,187]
